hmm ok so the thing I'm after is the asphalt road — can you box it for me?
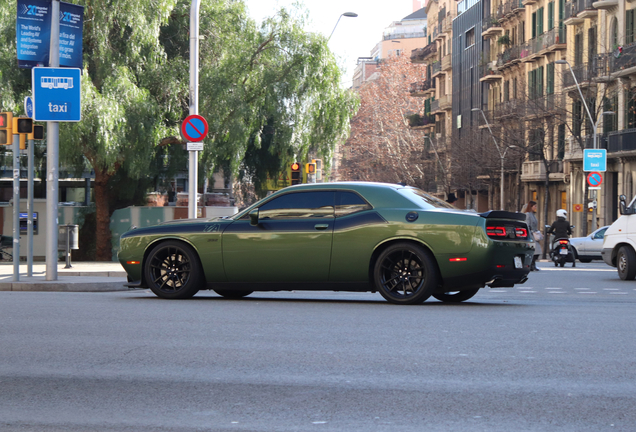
[1,261,635,432]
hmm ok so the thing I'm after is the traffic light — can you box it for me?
[291,162,301,185]
[305,162,316,183]
[312,158,323,182]
[0,112,13,145]
[13,117,33,135]
[29,125,44,140]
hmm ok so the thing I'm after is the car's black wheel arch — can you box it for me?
[141,237,206,288]
[368,238,442,288]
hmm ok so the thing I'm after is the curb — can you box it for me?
[0,276,128,292]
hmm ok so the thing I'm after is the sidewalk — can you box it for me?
[0,261,129,292]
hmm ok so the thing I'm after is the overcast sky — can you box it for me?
[245,0,416,86]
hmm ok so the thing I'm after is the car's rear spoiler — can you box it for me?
[479,210,527,221]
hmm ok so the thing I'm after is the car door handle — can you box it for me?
[314,224,329,230]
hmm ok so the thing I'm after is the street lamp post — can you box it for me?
[329,12,358,41]
[557,58,615,232]
[472,108,515,210]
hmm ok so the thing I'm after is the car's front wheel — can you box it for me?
[373,243,439,305]
[432,288,480,303]
[617,246,636,281]
[144,241,202,299]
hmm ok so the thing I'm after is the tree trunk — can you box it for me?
[94,169,112,261]
[541,160,550,259]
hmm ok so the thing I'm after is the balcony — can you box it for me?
[522,27,567,61]
[431,99,441,114]
[482,14,503,38]
[521,160,565,182]
[407,113,436,129]
[564,0,597,25]
[442,13,455,33]
[409,80,435,97]
[593,0,618,9]
[479,63,503,82]
[441,54,452,71]
[431,60,443,78]
[410,44,437,64]
[524,94,566,118]
[497,45,521,69]
[522,0,537,4]
[608,129,636,153]
[566,134,608,159]
[439,94,452,111]
[610,42,636,77]
[562,60,600,90]
[494,99,525,119]
[502,0,524,17]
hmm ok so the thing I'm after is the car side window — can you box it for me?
[257,191,335,219]
[594,228,607,239]
[335,191,372,217]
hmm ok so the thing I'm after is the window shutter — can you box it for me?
[532,13,537,39]
[538,67,544,97]
[537,8,544,36]
[548,3,554,31]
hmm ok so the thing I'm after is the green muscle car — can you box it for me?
[118,182,533,304]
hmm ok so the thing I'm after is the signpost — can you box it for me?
[32,67,81,121]
[181,114,208,217]
[583,149,607,172]
[587,172,603,189]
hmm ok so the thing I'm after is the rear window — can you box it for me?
[398,188,457,209]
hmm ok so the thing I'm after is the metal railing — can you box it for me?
[610,42,636,73]
[431,61,442,75]
[527,27,566,57]
[407,114,435,127]
[564,0,596,21]
[482,13,501,33]
[431,99,440,112]
[410,44,437,63]
[608,129,636,153]
[497,45,521,67]
[409,80,435,94]
[503,0,524,16]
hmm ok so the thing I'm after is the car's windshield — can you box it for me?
[398,187,457,209]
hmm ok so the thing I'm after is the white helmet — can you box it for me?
[556,209,567,218]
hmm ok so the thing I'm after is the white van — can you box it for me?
[602,194,636,280]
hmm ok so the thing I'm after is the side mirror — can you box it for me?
[619,195,632,215]
[249,208,259,226]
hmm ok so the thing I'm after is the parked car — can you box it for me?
[603,194,636,280]
[118,182,533,305]
[569,226,609,262]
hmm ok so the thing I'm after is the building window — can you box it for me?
[547,63,555,95]
[548,2,554,31]
[627,9,635,45]
[465,28,475,48]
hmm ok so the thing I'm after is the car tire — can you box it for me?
[144,241,203,299]
[617,246,636,281]
[579,258,592,263]
[214,289,253,299]
[373,243,439,305]
[432,288,479,303]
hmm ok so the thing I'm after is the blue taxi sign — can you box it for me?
[32,67,81,122]
[583,149,606,172]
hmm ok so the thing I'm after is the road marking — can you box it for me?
[539,267,615,272]
[603,288,620,291]
[579,292,597,294]
[610,292,628,295]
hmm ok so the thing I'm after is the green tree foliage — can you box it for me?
[0,0,357,260]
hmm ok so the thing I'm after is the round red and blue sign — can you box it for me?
[587,172,603,187]
[181,114,208,142]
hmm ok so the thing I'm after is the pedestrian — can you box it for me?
[446,192,458,206]
[523,200,542,271]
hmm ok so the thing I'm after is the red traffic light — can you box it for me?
[0,113,7,127]
[291,162,300,171]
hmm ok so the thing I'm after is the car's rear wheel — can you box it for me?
[617,246,636,281]
[214,289,253,299]
[145,241,202,299]
[579,258,592,263]
[373,243,438,305]
[432,288,480,303]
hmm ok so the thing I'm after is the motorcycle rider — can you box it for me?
[547,209,574,266]
[548,209,572,240]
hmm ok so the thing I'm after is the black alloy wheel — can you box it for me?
[432,288,480,303]
[145,241,203,299]
[374,243,438,305]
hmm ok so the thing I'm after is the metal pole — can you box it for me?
[12,134,20,281]
[475,109,504,210]
[501,154,505,211]
[188,0,200,219]
[27,137,34,276]
[46,0,60,280]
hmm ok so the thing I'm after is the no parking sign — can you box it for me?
[181,114,208,142]
[587,172,603,189]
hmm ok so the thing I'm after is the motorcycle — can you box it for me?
[545,225,576,267]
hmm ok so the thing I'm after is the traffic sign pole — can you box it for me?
[27,134,34,277]
[189,0,201,219]
[12,134,20,282]
[46,0,60,281]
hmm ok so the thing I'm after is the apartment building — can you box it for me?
[559,0,636,232]
[409,0,458,200]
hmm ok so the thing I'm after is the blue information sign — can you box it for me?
[16,0,84,69]
[583,149,607,172]
[16,0,51,68]
[32,67,81,122]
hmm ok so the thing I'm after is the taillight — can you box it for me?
[559,239,569,245]
[487,226,506,237]
[515,227,528,239]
